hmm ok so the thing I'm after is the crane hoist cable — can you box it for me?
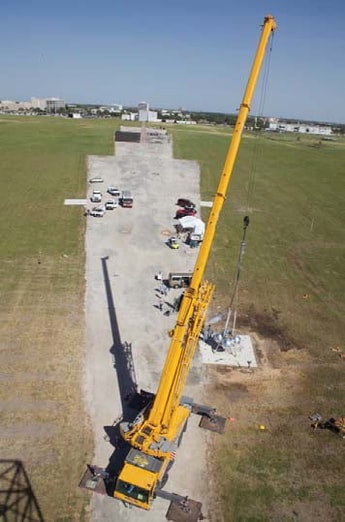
[223,32,275,337]
[246,29,275,213]
[223,215,250,337]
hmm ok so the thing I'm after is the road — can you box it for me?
[84,134,210,521]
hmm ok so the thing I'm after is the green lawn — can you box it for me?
[0,117,117,259]
[171,125,345,521]
[0,116,120,520]
[172,127,345,358]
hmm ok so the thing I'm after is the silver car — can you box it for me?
[89,206,105,217]
[107,186,121,197]
[105,199,118,210]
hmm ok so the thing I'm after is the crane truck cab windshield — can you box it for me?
[116,480,149,505]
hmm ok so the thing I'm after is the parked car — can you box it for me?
[168,272,192,288]
[105,199,118,210]
[120,190,133,208]
[175,208,197,219]
[167,237,179,249]
[89,177,104,183]
[177,198,195,208]
[90,189,102,202]
[89,206,105,217]
[107,186,121,197]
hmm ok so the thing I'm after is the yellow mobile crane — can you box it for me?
[81,14,276,516]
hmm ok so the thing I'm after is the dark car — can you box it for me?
[175,208,197,219]
[176,198,195,208]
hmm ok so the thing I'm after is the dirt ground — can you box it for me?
[83,134,213,521]
[202,334,299,521]
[203,310,345,522]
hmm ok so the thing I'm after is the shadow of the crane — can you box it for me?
[0,460,44,521]
[101,256,138,414]
[100,257,153,485]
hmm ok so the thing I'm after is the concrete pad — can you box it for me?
[198,335,257,368]
[84,133,210,521]
[64,198,87,205]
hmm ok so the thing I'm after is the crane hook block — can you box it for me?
[243,216,250,229]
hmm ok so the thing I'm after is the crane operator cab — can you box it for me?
[114,448,168,509]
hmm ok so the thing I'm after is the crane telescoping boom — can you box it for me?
[81,14,277,512]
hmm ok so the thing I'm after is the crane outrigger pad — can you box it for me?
[79,465,109,495]
[166,498,203,522]
[199,414,226,433]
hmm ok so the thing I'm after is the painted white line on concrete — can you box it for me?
[64,199,88,205]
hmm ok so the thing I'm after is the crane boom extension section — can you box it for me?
[114,15,276,510]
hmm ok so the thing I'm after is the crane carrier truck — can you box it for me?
[80,14,277,519]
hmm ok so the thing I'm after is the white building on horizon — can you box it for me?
[46,97,65,113]
[268,118,332,136]
[138,101,158,122]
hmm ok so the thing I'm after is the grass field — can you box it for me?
[0,116,344,521]
[0,116,120,520]
[171,126,345,521]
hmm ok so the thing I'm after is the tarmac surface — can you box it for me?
[84,132,211,521]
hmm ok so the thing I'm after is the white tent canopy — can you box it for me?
[177,216,205,238]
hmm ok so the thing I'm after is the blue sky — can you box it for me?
[1,0,345,123]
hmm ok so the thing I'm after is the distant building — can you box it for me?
[136,101,158,122]
[121,112,137,121]
[138,109,158,122]
[110,104,123,112]
[31,97,47,110]
[0,99,32,111]
[268,118,332,136]
[138,101,149,111]
[97,104,123,114]
[46,98,65,113]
